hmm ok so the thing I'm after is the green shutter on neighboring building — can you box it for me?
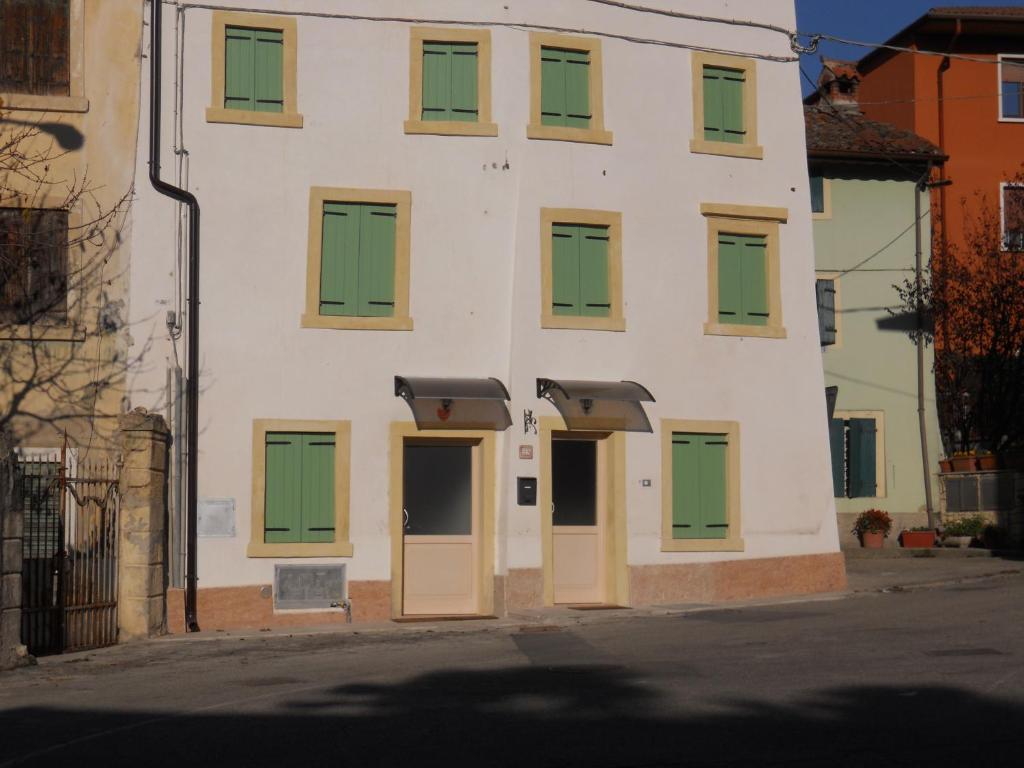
[319,203,397,318]
[828,418,846,497]
[810,175,825,213]
[265,432,335,544]
[718,234,768,326]
[551,224,610,317]
[540,47,591,128]
[422,41,479,122]
[848,418,878,498]
[672,433,729,540]
[224,27,283,113]
[703,65,745,143]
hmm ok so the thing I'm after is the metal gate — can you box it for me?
[20,442,120,656]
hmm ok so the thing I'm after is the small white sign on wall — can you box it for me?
[198,497,236,538]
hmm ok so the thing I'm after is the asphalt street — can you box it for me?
[2,574,1023,767]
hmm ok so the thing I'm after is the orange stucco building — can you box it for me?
[856,7,1024,261]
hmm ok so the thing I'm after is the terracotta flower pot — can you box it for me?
[861,531,885,549]
[951,456,975,471]
[976,454,997,471]
[901,530,936,549]
[939,459,953,473]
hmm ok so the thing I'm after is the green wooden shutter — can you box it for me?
[320,203,359,316]
[564,49,591,128]
[721,69,745,143]
[265,433,301,543]
[551,224,580,315]
[848,418,877,498]
[540,47,567,126]
[579,225,610,317]
[224,26,255,110]
[699,435,729,539]
[717,234,742,324]
[704,66,745,143]
[739,235,768,326]
[357,204,396,317]
[828,418,846,497]
[671,434,700,539]
[816,278,836,345]
[254,29,284,113]
[449,42,479,122]
[810,175,825,213]
[300,434,335,543]
[421,42,451,120]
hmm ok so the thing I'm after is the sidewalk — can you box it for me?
[843,548,1023,593]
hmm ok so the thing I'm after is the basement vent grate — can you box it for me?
[273,564,347,611]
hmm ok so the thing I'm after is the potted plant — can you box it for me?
[900,526,937,548]
[950,451,976,472]
[939,458,954,473]
[941,514,986,548]
[852,509,893,549]
[975,451,997,471]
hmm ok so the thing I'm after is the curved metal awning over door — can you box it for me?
[536,378,655,432]
[395,376,512,430]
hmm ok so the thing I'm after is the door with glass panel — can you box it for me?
[551,438,606,604]
[402,442,478,615]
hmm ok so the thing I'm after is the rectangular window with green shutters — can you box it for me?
[540,46,591,128]
[264,432,335,544]
[551,224,610,318]
[421,41,478,122]
[717,233,768,326]
[319,202,397,318]
[702,65,745,144]
[829,414,882,499]
[224,26,283,113]
[671,433,729,540]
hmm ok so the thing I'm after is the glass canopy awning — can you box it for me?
[395,376,512,430]
[536,378,655,432]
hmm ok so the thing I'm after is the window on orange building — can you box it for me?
[1003,184,1024,252]
[1000,56,1024,120]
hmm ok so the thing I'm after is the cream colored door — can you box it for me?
[403,443,478,615]
[551,439,605,604]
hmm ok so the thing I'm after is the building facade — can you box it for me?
[806,65,946,545]
[0,0,141,456]
[856,8,1024,345]
[129,0,844,630]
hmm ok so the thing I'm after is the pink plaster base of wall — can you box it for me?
[629,552,848,606]
[504,568,544,612]
[166,580,391,633]
[166,554,846,633]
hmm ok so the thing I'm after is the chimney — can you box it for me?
[816,58,861,110]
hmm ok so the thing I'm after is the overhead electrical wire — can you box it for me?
[166,1,1013,68]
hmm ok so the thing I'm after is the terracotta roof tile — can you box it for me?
[804,106,944,160]
[928,6,1024,17]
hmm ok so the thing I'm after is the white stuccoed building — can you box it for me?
[129,0,844,630]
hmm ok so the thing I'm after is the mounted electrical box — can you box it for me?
[517,477,537,506]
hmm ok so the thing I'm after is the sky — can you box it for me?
[794,0,1010,94]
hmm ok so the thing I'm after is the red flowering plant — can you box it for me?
[851,509,893,538]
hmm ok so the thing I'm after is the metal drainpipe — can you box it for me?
[148,0,200,632]
[934,19,961,352]
[915,166,936,531]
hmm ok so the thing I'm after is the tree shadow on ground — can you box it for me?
[2,664,1022,766]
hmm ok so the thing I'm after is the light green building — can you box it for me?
[805,86,946,546]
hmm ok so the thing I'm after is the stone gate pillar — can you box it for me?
[117,408,170,641]
[1,429,29,668]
